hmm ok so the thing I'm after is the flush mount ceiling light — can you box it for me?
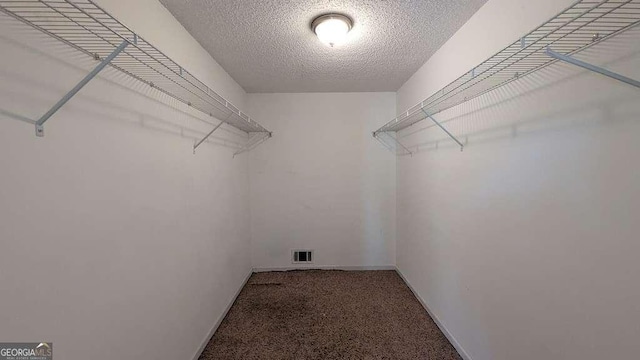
[311,13,353,47]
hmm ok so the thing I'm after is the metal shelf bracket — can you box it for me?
[193,119,225,154]
[421,110,464,151]
[371,1,639,154]
[545,47,640,89]
[373,131,413,156]
[233,132,272,157]
[35,40,129,137]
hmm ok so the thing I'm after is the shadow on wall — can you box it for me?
[0,14,248,152]
[396,27,640,155]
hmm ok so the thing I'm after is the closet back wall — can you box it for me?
[248,93,396,270]
[0,1,252,360]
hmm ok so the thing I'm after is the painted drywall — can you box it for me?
[247,93,396,270]
[0,1,253,360]
[395,0,640,359]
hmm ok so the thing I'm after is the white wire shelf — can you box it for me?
[0,0,270,141]
[374,0,640,142]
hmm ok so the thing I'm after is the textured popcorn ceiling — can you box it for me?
[158,0,488,93]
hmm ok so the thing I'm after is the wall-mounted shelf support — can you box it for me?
[35,40,129,137]
[373,131,413,156]
[545,47,640,89]
[193,119,225,154]
[371,0,640,156]
[373,132,393,152]
[0,0,270,152]
[421,110,464,151]
[233,132,272,157]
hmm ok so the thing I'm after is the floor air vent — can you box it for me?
[292,250,313,264]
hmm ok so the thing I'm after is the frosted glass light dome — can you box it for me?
[312,14,353,47]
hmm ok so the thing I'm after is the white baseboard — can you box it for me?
[395,267,473,360]
[252,265,397,272]
[191,269,253,360]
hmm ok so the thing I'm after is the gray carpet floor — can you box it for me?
[199,270,462,360]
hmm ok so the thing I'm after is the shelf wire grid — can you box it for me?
[0,0,270,134]
[375,0,640,134]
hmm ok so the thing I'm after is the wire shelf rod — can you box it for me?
[373,0,640,136]
[0,0,271,141]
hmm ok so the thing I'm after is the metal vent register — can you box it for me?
[292,250,313,263]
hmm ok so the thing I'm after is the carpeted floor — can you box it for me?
[199,270,462,360]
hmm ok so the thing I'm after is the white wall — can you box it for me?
[247,93,396,270]
[395,0,640,359]
[0,1,253,360]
